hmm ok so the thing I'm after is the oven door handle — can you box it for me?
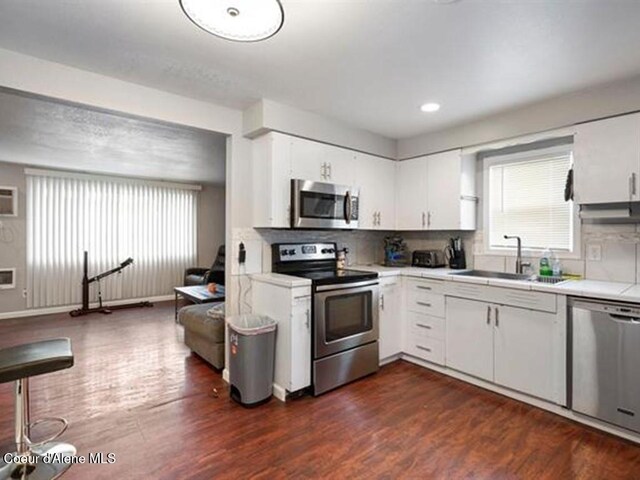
[344,190,352,224]
[315,279,378,292]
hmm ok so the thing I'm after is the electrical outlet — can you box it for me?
[586,244,602,262]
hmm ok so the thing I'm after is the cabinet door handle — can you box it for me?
[416,323,432,329]
[416,301,432,307]
[495,307,500,327]
[416,345,432,353]
[428,211,432,228]
[380,294,385,311]
[305,309,310,330]
[422,212,426,228]
[327,162,332,179]
[486,305,491,325]
[631,173,638,198]
[416,285,432,291]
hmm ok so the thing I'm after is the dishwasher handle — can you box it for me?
[609,313,640,324]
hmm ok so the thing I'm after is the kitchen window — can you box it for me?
[483,143,577,256]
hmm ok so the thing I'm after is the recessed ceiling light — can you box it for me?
[420,103,441,113]
[180,0,285,42]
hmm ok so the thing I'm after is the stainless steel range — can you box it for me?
[272,242,379,395]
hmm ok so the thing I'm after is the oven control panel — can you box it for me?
[275,243,337,262]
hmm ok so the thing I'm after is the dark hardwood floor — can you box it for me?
[1,302,639,479]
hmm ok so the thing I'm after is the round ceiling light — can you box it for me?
[180,0,285,42]
[420,102,441,113]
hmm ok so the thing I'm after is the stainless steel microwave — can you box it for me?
[291,179,359,229]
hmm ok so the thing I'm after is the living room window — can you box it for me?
[483,143,577,256]
[26,169,199,308]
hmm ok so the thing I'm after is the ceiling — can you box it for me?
[1,1,640,139]
[0,89,227,184]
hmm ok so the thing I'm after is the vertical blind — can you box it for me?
[488,150,573,251]
[26,171,198,309]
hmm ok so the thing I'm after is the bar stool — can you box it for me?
[0,338,75,480]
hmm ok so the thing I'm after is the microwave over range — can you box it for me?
[290,179,359,229]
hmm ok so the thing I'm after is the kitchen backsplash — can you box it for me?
[236,222,640,284]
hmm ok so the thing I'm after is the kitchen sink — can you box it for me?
[450,270,531,281]
[450,269,566,284]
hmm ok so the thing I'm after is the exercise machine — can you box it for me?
[69,251,153,317]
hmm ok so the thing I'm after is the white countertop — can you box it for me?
[352,264,640,303]
[251,264,640,303]
[250,272,312,288]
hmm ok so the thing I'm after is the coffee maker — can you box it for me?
[445,237,466,270]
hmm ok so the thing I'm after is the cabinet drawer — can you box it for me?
[405,337,445,365]
[495,289,557,313]
[407,290,445,317]
[407,311,445,340]
[407,278,445,295]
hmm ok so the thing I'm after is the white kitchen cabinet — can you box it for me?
[395,150,476,231]
[378,277,401,362]
[252,132,292,228]
[493,304,556,401]
[290,295,312,392]
[574,113,640,204]
[395,156,427,230]
[445,297,494,382]
[251,279,312,399]
[426,151,476,230]
[356,153,396,230]
[290,136,356,185]
[402,278,446,366]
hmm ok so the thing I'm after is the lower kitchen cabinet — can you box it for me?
[493,304,556,401]
[445,297,494,382]
[379,277,401,362]
[446,296,559,402]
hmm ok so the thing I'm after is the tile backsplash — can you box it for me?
[234,221,640,284]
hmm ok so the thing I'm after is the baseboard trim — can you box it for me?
[401,354,640,445]
[0,294,175,321]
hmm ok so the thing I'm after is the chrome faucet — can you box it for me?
[504,235,531,274]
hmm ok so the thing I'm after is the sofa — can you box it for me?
[179,302,225,370]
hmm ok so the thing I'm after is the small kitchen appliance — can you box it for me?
[412,250,446,268]
[272,242,379,396]
[445,237,466,270]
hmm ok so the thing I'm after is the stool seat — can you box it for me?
[0,338,73,384]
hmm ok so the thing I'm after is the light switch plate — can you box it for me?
[586,244,602,262]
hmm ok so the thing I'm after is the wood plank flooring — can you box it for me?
[0,302,639,479]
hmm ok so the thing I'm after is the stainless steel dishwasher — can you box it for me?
[570,298,640,433]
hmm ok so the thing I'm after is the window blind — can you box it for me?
[26,172,198,309]
[488,151,573,252]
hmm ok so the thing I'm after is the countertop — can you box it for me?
[251,264,640,304]
[352,264,640,303]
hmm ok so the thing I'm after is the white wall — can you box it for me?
[243,99,397,159]
[398,74,640,159]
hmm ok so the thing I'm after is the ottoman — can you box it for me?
[179,302,225,370]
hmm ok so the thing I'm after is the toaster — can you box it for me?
[412,250,446,268]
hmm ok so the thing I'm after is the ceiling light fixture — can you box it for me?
[420,102,441,113]
[180,0,285,42]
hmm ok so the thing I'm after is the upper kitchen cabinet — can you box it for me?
[252,132,292,228]
[574,113,640,205]
[290,136,356,186]
[396,150,476,231]
[356,153,396,230]
[395,156,428,230]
